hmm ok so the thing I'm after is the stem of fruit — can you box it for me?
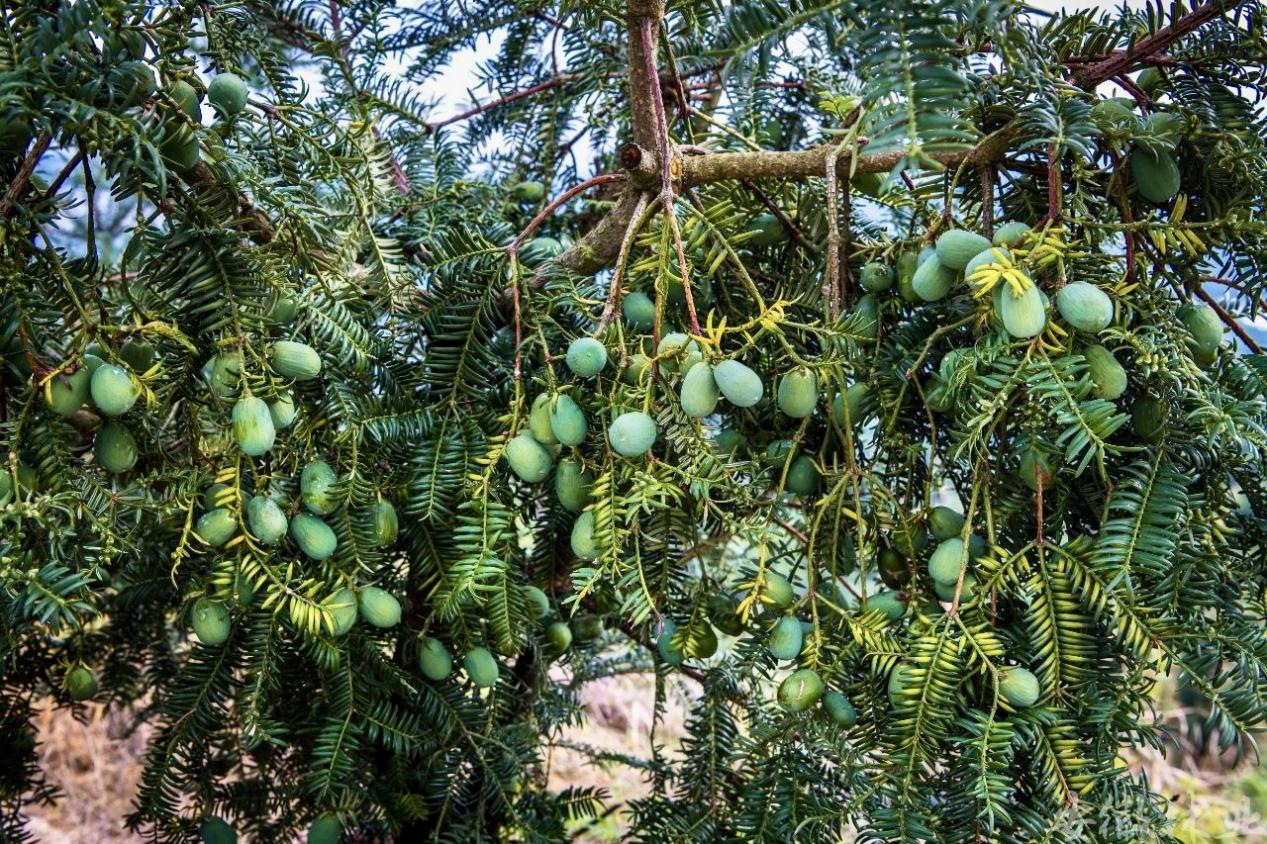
[596,192,653,332]
[638,17,701,335]
[1193,286,1263,354]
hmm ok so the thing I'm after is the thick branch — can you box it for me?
[0,130,53,219]
[1069,0,1244,89]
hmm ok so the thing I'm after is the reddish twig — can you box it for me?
[1193,286,1263,354]
[508,173,627,252]
[426,74,579,133]
[740,178,810,250]
[0,130,53,218]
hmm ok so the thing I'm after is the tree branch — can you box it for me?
[1068,0,1244,89]
[0,130,53,219]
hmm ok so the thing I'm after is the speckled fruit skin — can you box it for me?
[777,668,825,712]
[565,337,608,376]
[713,360,764,407]
[504,433,553,482]
[1056,282,1114,332]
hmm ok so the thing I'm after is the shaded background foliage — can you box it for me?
[2,0,1267,841]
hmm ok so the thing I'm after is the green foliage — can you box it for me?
[2,0,1267,842]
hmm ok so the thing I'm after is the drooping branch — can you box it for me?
[425,74,580,133]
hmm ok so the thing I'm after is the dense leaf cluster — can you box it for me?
[1,0,1266,841]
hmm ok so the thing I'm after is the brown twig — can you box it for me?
[508,172,627,253]
[0,130,53,219]
[425,74,580,134]
[740,178,810,250]
[1193,286,1263,354]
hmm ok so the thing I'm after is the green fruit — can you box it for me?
[418,637,453,679]
[204,483,231,511]
[868,590,906,620]
[1137,67,1163,96]
[196,508,237,547]
[928,506,965,541]
[160,125,200,171]
[1145,111,1184,149]
[528,393,558,445]
[622,291,655,330]
[565,337,607,376]
[115,60,155,106]
[709,596,744,636]
[1180,303,1223,361]
[608,411,656,457]
[82,353,105,373]
[270,341,322,381]
[767,615,804,661]
[370,499,398,546]
[90,364,140,416]
[358,586,401,628]
[511,180,544,202]
[764,439,795,468]
[1091,98,1139,136]
[1131,148,1181,204]
[549,395,587,446]
[713,360,763,407]
[1000,667,1041,708]
[680,362,720,417]
[1132,395,1168,442]
[546,620,573,651]
[268,392,297,429]
[655,333,695,374]
[168,79,201,120]
[325,588,358,636]
[66,665,98,701]
[301,460,339,514]
[307,815,341,844]
[853,293,879,340]
[963,247,1010,283]
[936,230,992,270]
[1057,282,1113,332]
[691,624,718,659]
[45,366,89,416]
[192,597,231,646]
[713,428,746,456]
[896,252,921,303]
[878,547,906,582]
[119,340,155,373]
[464,647,499,688]
[520,236,563,267]
[1019,449,1053,491]
[504,432,553,482]
[928,538,965,586]
[622,353,651,384]
[934,571,978,602]
[912,255,956,302]
[570,511,599,560]
[887,663,915,704]
[859,261,894,292]
[759,572,795,610]
[747,212,787,247]
[776,368,818,418]
[1084,345,1128,400]
[202,353,239,400]
[992,221,1030,248]
[231,396,275,456]
[998,282,1046,339]
[207,72,248,117]
[200,817,237,844]
[245,496,287,545]
[785,455,819,496]
[851,171,884,197]
[822,691,857,726]
[777,668,825,713]
[94,422,137,473]
[523,585,551,619]
[554,458,593,511]
[266,293,300,326]
[291,512,337,560]
[656,619,684,665]
[832,383,869,427]
[572,614,604,641]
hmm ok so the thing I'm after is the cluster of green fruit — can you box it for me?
[1090,96,1186,204]
[159,71,249,172]
[43,346,145,473]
